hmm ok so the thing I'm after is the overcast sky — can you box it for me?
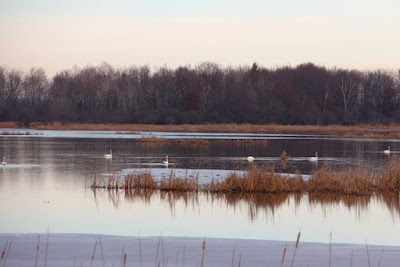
[0,0,399,75]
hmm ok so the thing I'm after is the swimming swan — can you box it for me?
[247,156,255,162]
[383,146,391,154]
[163,156,169,166]
[1,157,6,165]
[103,149,113,159]
[309,152,318,162]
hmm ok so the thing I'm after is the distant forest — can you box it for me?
[0,62,400,126]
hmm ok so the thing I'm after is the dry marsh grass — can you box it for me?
[134,137,211,146]
[3,121,400,139]
[281,150,288,161]
[212,139,268,145]
[159,175,200,191]
[377,159,400,191]
[307,168,374,195]
[210,165,305,193]
[92,159,400,195]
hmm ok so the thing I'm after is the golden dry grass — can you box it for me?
[135,137,210,146]
[124,173,158,189]
[376,159,400,191]
[211,139,268,145]
[307,167,374,195]
[159,175,200,191]
[210,165,305,193]
[92,159,400,195]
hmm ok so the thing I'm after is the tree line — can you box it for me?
[0,62,399,126]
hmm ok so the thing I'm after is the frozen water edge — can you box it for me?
[107,168,311,184]
[0,233,399,267]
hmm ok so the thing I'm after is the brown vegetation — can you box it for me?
[307,168,374,195]
[134,137,211,146]
[209,165,305,193]
[91,159,400,195]
[280,150,288,161]
[212,139,268,145]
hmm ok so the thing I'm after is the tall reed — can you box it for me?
[307,167,374,195]
[92,159,400,195]
[377,159,400,191]
[290,231,301,267]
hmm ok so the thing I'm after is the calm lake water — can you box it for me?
[1,129,400,245]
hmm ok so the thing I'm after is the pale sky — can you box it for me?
[0,0,399,75]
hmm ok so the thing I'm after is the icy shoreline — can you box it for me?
[1,234,399,267]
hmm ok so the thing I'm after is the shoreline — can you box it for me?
[1,233,399,267]
[1,121,400,138]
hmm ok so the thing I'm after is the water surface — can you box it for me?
[1,130,399,245]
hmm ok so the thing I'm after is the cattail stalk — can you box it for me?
[44,228,49,267]
[34,235,40,267]
[139,236,143,267]
[329,232,332,267]
[231,245,236,267]
[365,239,371,267]
[98,235,106,267]
[90,239,98,267]
[290,231,301,267]
[200,239,206,267]
[281,244,287,267]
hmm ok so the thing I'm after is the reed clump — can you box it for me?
[210,165,305,193]
[92,159,400,195]
[92,172,201,192]
[159,175,200,192]
[135,137,210,146]
[377,159,400,191]
[212,139,268,145]
[124,173,158,189]
[281,150,288,161]
[307,167,374,195]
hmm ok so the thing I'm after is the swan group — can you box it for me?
[309,152,318,162]
[103,149,112,159]
[1,157,6,165]
[383,146,391,154]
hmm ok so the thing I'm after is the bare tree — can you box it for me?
[362,70,396,120]
[5,69,24,108]
[331,69,362,122]
[23,68,48,105]
[0,66,7,107]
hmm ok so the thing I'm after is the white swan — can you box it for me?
[163,156,169,166]
[247,156,255,162]
[103,149,112,159]
[1,157,6,165]
[309,152,318,162]
[383,146,391,154]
